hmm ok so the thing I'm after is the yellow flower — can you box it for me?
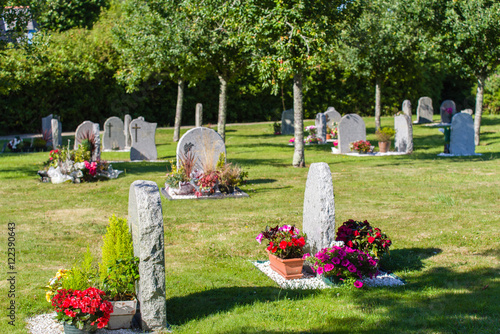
[45,291,53,303]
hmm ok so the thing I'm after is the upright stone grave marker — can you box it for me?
[394,114,413,154]
[337,114,366,153]
[176,127,226,171]
[415,97,433,124]
[402,100,412,117]
[440,100,457,124]
[450,113,475,155]
[74,121,98,149]
[51,118,62,149]
[324,107,342,128]
[124,114,132,149]
[303,162,335,255]
[281,109,294,135]
[103,116,126,150]
[315,113,327,143]
[92,123,101,161]
[42,114,54,146]
[130,118,157,161]
[128,180,167,331]
[195,103,203,127]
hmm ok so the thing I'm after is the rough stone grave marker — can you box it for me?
[51,118,62,149]
[337,114,366,153]
[440,100,457,124]
[402,100,412,118]
[124,114,132,149]
[281,109,294,135]
[92,123,101,161]
[315,113,327,143]
[394,114,413,154]
[450,113,475,155]
[130,118,157,161]
[176,127,226,172]
[195,103,203,127]
[103,116,126,150]
[324,107,342,128]
[128,180,167,331]
[42,114,54,146]
[303,162,335,255]
[415,97,433,124]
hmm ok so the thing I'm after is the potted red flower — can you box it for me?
[256,225,307,280]
[335,219,392,259]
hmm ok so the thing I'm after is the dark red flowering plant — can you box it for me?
[335,219,392,259]
[51,287,113,331]
[256,225,306,259]
[195,170,220,197]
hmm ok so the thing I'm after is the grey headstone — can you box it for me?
[74,121,97,150]
[415,97,433,124]
[281,109,294,135]
[195,103,203,127]
[42,114,53,146]
[337,114,366,153]
[450,113,475,155]
[315,113,327,143]
[303,163,335,255]
[176,127,226,172]
[402,100,412,117]
[440,100,457,124]
[130,119,157,161]
[103,116,126,150]
[92,123,101,161]
[128,180,167,331]
[394,114,413,154]
[51,118,62,149]
[124,114,132,149]
[461,109,474,116]
[324,107,342,128]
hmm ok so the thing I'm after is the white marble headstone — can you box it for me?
[176,127,226,172]
[450,113,475,155]
[337,114,366,153]
[281,109,294,135]
[130,119,157,161]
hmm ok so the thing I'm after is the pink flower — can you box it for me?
[255,233,264,244]
[324,263,334,272]
[317,267,324,275]
[354,280,363,288]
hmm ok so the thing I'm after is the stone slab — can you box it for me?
[130,119,158,161]
[415,96,433,124]
[176,127,226,172]
[450,113,475,155]
[337,114,366,154]
[103,116,126,150]
[281,109,294,135]
[394,114,413,154]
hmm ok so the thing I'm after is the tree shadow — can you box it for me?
[247,178,277,185]
[379,248,442,272]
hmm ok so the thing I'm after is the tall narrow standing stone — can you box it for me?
[303,163,335,255]
[51,118,62,149]
[124,114,132,150]
[128,181,167,331]
[415,97,433,124]
[394,114,413,154]
[315,113,327,143]
[92,123,101,161]
[195,103,203,127]
[402,100,412,118]
[42,114,54,146]
[281,109,294,135]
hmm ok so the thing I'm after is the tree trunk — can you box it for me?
[474,76,485,146]
[292,72,305,167]
[375,77,381,130]
[217,75,228,141]
[173,78,184,142]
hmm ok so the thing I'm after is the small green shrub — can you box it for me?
[62,246,98,291]
[375,127,396,142]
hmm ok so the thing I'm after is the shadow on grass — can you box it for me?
[247,178,277,185]
[379,247,442,272]
[111,162,168,175]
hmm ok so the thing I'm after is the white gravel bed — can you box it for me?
[160,187,249,200]
[253,261,405,289]
[331,147,407,156]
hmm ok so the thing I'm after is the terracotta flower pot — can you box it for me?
[378,141,391,153]
[326,134,332,140]
[268,252,304,280]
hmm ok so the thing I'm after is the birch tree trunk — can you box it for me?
[375,77,382,130]
[217,75,228,141]
[474,76,485,146]
[292,72,305,167]
[173,78,184,142]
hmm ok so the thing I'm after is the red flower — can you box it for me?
[297,237,305,247]
[279,240,288,249]
[368,236,375,244]
[354,230,360,236]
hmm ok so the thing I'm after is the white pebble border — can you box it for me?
[253,261,405,289]
[331,147,407,156]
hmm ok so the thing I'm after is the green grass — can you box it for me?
[1,115,499,333]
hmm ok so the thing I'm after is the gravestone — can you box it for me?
[315,113,327,143]
[394,114,413,154]
[440,100,457,124]
[450,113,475,155]
[324,107,342,128]
[281,109,294,135]
[103,116,126,150]
[461,109,473,116]
[124,114,132,149]
[415,97,433,124]
[42,114,54,146]
[128,180,167,331]
[176,127,226,172]
[51,118,62,149]
[74,121,98,150]
[130,118,158,161]
[92,123,101,161]
[303,163,335,255]
[402,100,412,117]
[337,114,366,153]
[195,103,203,127]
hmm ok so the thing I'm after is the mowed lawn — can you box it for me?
[0,115,499,334]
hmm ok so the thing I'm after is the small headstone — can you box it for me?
[103,116,126,150]
[176,127,226,172]
[337,114,366,153]
[461,109,473,116]
[402,100,412,117]
[440,100,457,124]
[303,162,335,255]
[92,123,101,161]
[124,114,132,149]
[315,113,327,143]
[42,114,53,146]
[415,97,433,124]
[324,107,342,128]
[450,113,475,155]
[74,121,97,150]
[394,114,413,154]
[195,103,203,127]
[281,109,294,135]
[130,118,158,161]
[128,180,167,331]
[51,118,62,149]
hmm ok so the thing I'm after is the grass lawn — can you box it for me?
[0,115,499,333]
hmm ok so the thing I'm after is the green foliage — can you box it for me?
[62,247,98,291]
[218,163,248,194]
[165,161,188,188]
[102,256,139,301]
[484,67,500,114]
[32,138,47,149]
[375,127,396,142]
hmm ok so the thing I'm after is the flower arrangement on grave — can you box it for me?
[272,121,281,135]
[349,140,372,153]
[303,245,379,288]
[195,170,220,197]
[45,269,70,303]
[333,140,338,147]
[6,137,22,152]
[335,219,392,259]
[304,125,322,144]
[441,107,453,115]
[375,127,396,142]
[256,225,306,259]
